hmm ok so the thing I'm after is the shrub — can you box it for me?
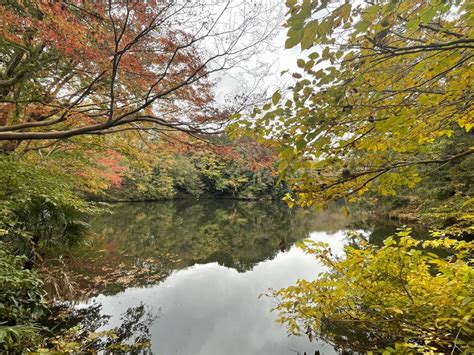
[0,244,47,352]
[272,230,474,353]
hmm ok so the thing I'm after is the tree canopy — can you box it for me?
[230,0,474,352]
[0,0,278,146]
[234,0,473,207]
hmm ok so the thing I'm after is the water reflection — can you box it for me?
[90,200,352,272]
[61,200,387,354]
[82,231,348,355]
[48,303,155,353]
[57,200,354,299]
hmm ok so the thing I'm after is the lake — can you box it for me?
[61,200,392,354]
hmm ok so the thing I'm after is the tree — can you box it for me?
[0,0,282,263]
[272,231,474,353]
[107,135,282,201]
[235,0,473,208]
[230,1,474,351]
[0,0,280,147]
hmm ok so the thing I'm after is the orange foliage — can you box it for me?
[95,150,127,188]
[0,1,224,140]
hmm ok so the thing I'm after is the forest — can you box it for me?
[0,0,472,353]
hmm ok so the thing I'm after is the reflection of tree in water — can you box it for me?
[348,217,429,246]
[47,303,156,353]
[89,200,351,272]
[51,200,352,299]
[318,316,393,353]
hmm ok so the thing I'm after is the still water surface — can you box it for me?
[74,200,379,354]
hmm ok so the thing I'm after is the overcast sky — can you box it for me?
[214,29,302,101]
[206,0,303,106]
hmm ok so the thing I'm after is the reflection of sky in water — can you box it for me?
[83,231,348,355]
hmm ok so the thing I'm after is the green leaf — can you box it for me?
[280,145,294,158]
[304,60,315,71]
[296,139,307,151]
[301,20,318,50]
[420,6,437,23]
[354,20,369,32]
[322,47,331,59]
[362,5,379,22]
[337,3,352,21]
[406,18,420,30]
[285,32,302,49]
[300,0,312,18]
[318,18,333,37]
[272,91,281,105]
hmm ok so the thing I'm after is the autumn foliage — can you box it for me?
[0,0,268,143]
